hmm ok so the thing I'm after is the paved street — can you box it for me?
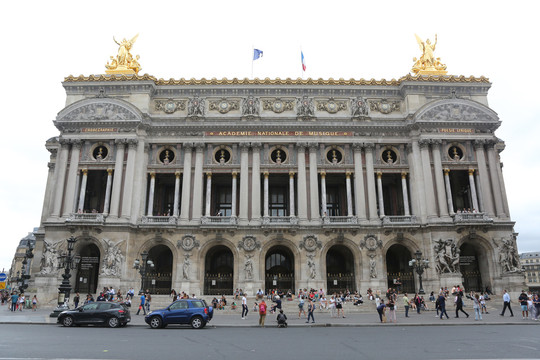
[0,324,538,360]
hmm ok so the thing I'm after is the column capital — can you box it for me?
[71,139,83,149]
[418,139,431,149]
[59,138,71,147]
[206,172,212,178]
[232,171,238,177]
[182,142,194,150]
[149,171,156,178]
[107,168,113,175]
[194,142,205,151]
[320,170,326,177]
[296,142,307,150]
[401,171,408,179]
[175,170,181,178]
[443,168,450,175]
[127,139,138,149]
[289,171,295,178]
[474,139,486,149]
[345,171,352,178]
[251,142,262,150]
[263,171,269,177]
[352,143,363,152]
[115,138,128,146]
[81,168,88,175]
[485,138,497,147]
[364,142,374,151]
[376,171,382,178]
[239,142,250,151]
[468,168,475,176]
[308,142,319,151]
[431,139,442,147]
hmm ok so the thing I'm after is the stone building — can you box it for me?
[520,252,540,291]
[9,228,37,287]
[29,73,525,299]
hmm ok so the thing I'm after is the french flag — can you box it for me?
[301,51,306,72]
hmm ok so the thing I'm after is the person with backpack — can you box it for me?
[258,299,267,327]
[277,309,288,328]
[306,298,315,323]
[454,292,469,318]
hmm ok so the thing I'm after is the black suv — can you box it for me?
[58,302,131,328]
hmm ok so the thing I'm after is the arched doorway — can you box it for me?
[459,242,489,292]
[265,246,295,293]
[386,244,415,294]
[326,245,356,294]
[146,245,173,294]
[75,243,100,294]
[204,246,234,295]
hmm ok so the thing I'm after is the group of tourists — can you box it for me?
[2,292,38,311]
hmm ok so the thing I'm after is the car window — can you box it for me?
[82,303,99,311]
[170,301,188,310]
[98,303,114,310]
[191,300,204,308]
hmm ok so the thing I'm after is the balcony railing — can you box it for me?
[201,216,238,225]
[141,216,177,224]
[66,213,105,223]
[453,212,492,223]
[382,215,418,225]
[262,216,298,225]
[323,216,358,224]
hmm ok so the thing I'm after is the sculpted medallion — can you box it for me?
[238,235,260,252]
[299,234,322,252]
[359,235,382,251]
[177,234,200,251]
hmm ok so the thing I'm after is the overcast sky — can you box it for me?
[1,0,538,272]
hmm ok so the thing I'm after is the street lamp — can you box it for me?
[409,249,429,295]
[133,251,154,295]
[50,236,80,317]
[18,243,34,295]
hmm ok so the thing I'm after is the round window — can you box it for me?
[159,149,175,164]
[448,146,463,161]
[271,148,287,164]
[326,148,343,164]
[214,148,231,164]
[382,149,397,164]
[93,146,108,160]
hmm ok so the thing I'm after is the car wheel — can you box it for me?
[149,316,163,329]
[62,316,74,327]
[108,317,120,328]
[190,316,204,329]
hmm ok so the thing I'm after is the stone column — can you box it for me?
[401,171,410,216]
[76,169,88,212]
[130,141,148,223]
[62,140,82,217]
[102,168,113,216]
[376,171,385,217]
[308,143,320,221]
[474,140,495,216]
[296,143,308,222]
[147,172,156,216]
[474,171,485,213]
[51,140,70,217]
[238,143,249,224]
[320,171,327,216]
[352,144,367,222]
[173,171,181,217]
[487,141,506,217]
[180,144,193,223]
[431,141,450,219]
[495,146,511,216]
[109,140,126,219]
[205,172,212,216]
[73,170,81,214]
[251,144,261,223]
[408,141,427,221]
[364,144,378,221]
[263,171,269,217]
[289,171,296,216]
[41,162,57,223]
[121,139,138,219]
[468,169,480,212]
[345,171,353,216]
[443,169,454,215]
[191,143,205,222]
[231,172,238,217]
[419,140,437,219]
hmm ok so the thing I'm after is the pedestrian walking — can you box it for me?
[533,294,540,321]
[438,293,449,319]
[480,293,488,314]
[73,293,80,308]
[18,294,25,311]
[402,293,410,318]
[136,293,146,315]
[500,289,514,317]
[241,294,248,319]
[473,293,482,320]
[298,296,306,318]
[10,292,18,312]
[454,293,469,318]
[414,293,422,314]
[145,291,151,312]
[32,295,38,311]
[258,299,267,327]
[306,298,315,323]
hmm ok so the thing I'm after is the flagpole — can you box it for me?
[301,47,303,80]
[251,45,254,79]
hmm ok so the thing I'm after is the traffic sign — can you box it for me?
[0,282,5,290]
[0,273,6,282]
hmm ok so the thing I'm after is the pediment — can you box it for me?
[414,98,499,123]
[57,98,142,122]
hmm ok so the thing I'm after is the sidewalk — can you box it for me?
[0,305,538,327]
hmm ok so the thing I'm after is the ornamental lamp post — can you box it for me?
[50,236,81,317]
[133,251,154,295]
[409,249,429,295]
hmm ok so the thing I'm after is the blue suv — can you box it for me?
[145,298,213,329]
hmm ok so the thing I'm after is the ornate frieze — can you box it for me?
[238,235,260,252]
[262,98,294,113]
[351,96,369,118]
[419,103,492,122]
[297,96,315,118]
[242,96,260,117]
[209,98,240,114]
[39,239,63,274]
[369,99,400,114]
[177,234,200,251]
[493,237,523,273]
[187,96,205,117]
[155,99,186,114]
[359,235,382,251]
[316,99,347,114]
[299,234,322,252]
[64,103,136,121]
[101,239,124,277]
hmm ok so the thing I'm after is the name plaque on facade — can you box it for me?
[82,128,119,133]
[438,128,474,134]
[205,131,352,137]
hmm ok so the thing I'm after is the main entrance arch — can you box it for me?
[326,245,355,294]
[265,246,295,293]
[386,244,415,294]
[204,245,234,295]
[75,243,100,294]
[146,245,173,294]
[459,242,490,292]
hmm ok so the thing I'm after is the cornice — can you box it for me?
[63,74,490,86]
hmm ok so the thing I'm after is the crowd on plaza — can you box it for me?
[1,291,38,311]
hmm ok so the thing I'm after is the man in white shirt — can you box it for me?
[500,289,514,317]
[241,294,248,319]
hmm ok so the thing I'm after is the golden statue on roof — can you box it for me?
[105,34,142,75]
[412,34,447,75]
